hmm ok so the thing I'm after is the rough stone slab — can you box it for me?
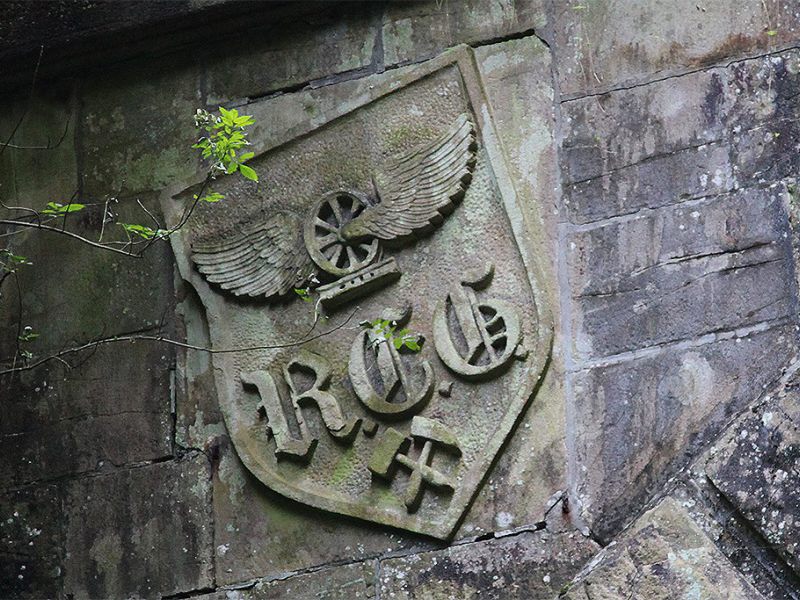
[382,0,546,67]
[727,51,800,185]
[565,142,736,225]
[0,484,63,599]
[572,242,794,360]
[568,186,789,298]
[572,323,796,542]
[706,385,800,576]
[198,561,377,600]
[553,0,800,98]
[204,5,380,104]
[1,339,172,489]
[80,59,202,196]
[0,82,77,209]
[212,438,433,586]
[561,49,800,225]
[379,529,598,599]
[562,497,765,599]
[560,67,730,190]
[567,185,795,359]
[63,455,213,599]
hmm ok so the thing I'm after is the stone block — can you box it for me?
[565,142,735,225]
[204,5,380,104]
[0,484,63,599]
[706,386,800,576]
[727,51,800,185]
[560,67,730,189]
[80,58,202,196]
[379,528,598,599]
[63,455,213,599]
[568,186,795,359]
[382,0,546,67]
[199,561,377,599]
[573,246,793,360]
[0,82,77,210]
[212,438,433,586]
[573,323,796,542]
[562,497,765,599]
[568,187,787,298]
[553,0,800,98]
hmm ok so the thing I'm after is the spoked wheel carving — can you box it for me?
[304,190,380,277]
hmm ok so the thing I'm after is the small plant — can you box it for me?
[362,318,422,352]
[0,250,32,274]
[193,106,258,206]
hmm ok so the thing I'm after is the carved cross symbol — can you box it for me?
[368,416,461,512]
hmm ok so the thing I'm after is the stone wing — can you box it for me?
[341,114,476,243]
[191,212,314,299]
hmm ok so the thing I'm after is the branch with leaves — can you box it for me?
[0,104,260,370]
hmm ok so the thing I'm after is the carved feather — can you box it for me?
[340,114,477,243]
[191,212,315,299]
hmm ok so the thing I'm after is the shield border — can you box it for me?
[163,44,554,540]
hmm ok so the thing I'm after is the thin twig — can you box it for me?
[0,219,141,257]
[0,309,357,376]
[0,46,43,160]
[1,116,70,151]
[136,199,162,230]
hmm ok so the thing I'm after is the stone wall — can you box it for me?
[1,1,799,598]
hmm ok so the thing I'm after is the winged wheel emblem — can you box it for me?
[191,114,477,303]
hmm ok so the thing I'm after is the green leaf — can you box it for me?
[240,151,255,162]
[200,192,225,203]
[766,29,778,36]
[239,164,258,182]
[42,201,85,216]
[404,339,421,352]
[118,223,169,240]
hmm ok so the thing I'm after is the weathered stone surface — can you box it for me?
[573,323,796,542]
[0,214,175,487]
[80,59,202,196]
[0,83,77,209]
[560,66,731,212]
[382,0,546,67]
[565,142,736,225]
[706,384,800,576]
[204,5,380,104]
[568,185,795,359]
[379,528,598,599]
[199,561,377,600]
[0,484,63,599]
[561,49,800,225]
[63,455,213,599]
[212,439,432,586]
[727,51,800,186]
[553,0,800,98]
[0,342,172,487]
[174,285,225,451]
[562,498,765,599]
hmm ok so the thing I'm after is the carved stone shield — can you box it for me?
[163,46,552,540]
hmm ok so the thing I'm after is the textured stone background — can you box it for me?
[1,1,800,598]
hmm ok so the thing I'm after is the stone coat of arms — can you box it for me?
[163,47,552,540]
